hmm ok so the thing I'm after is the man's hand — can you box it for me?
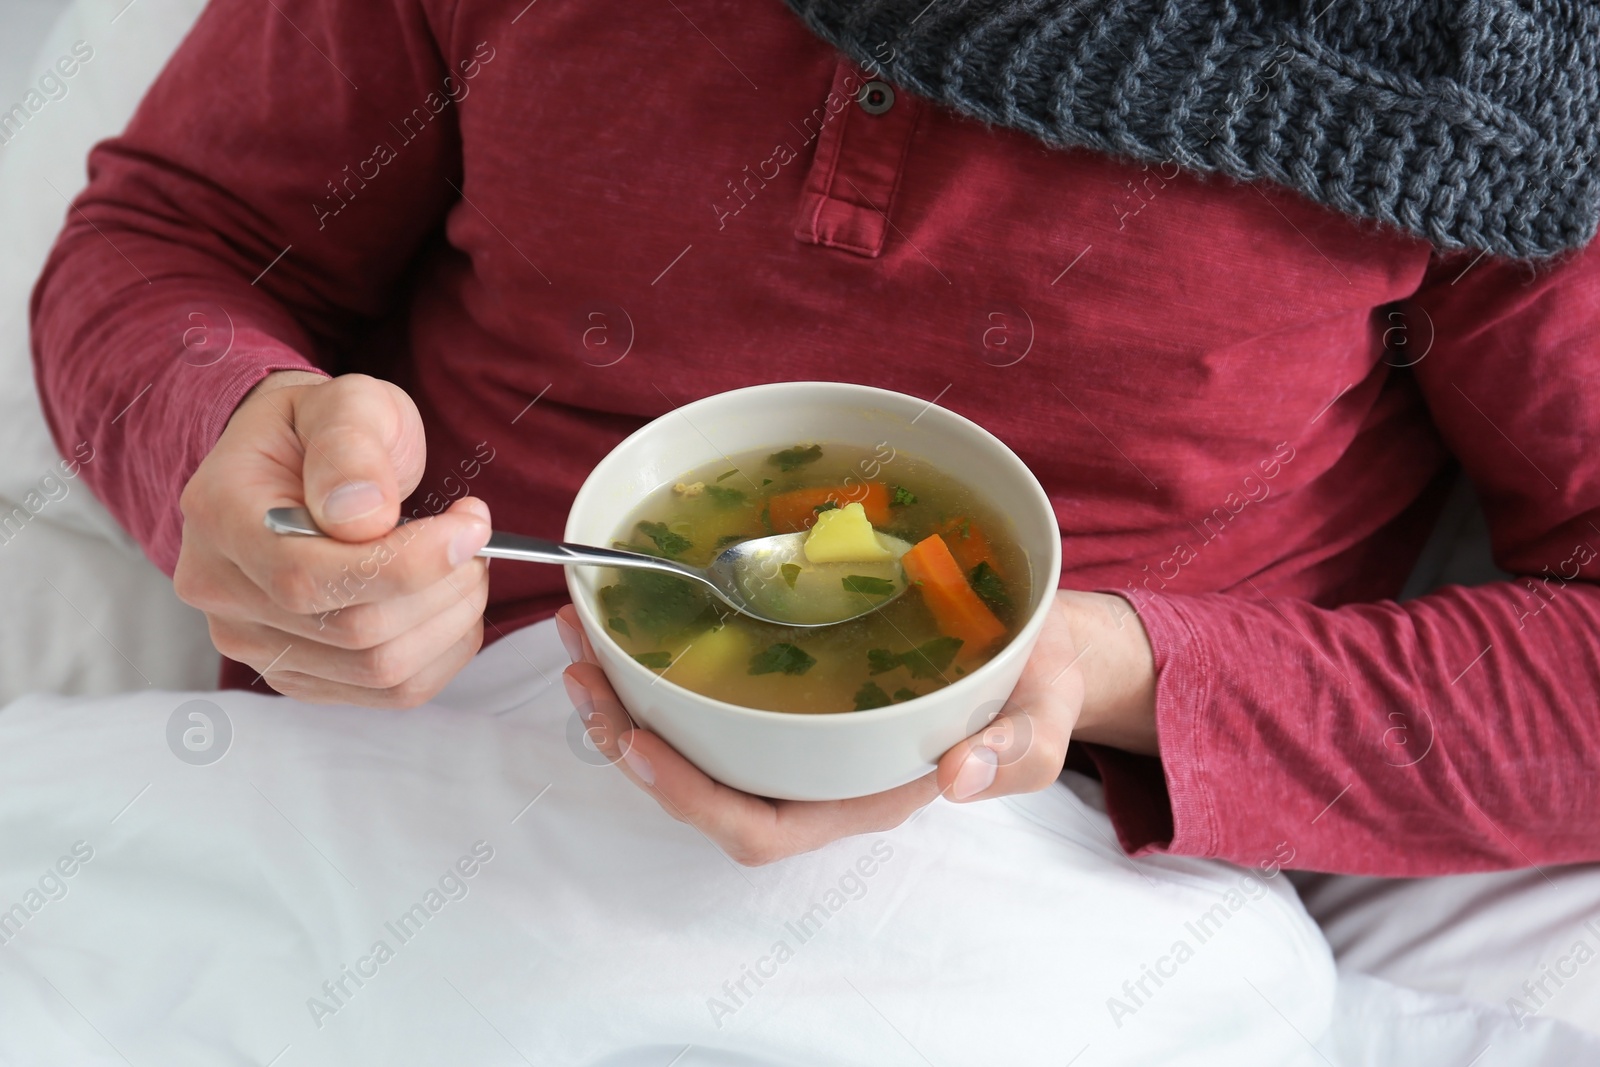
[174,371,493,707]
[556,590,1156,866]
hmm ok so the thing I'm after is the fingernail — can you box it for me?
[458,496,491,522]
[448,521,491,567]
[555,615,583,663]
[952,746,997,800]
[562,672,588,710]
[322,481,384,524]
[621,735,655,785]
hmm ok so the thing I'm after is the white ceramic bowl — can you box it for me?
[564,382,1062,801]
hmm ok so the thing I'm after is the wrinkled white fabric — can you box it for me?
[1,619,1594,1066]
[1296,867,1600,1037]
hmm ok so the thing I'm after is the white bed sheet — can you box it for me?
[1,618,1595,1066]
[1297,866,1600,1037]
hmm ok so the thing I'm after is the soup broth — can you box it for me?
[596,442,1032,714]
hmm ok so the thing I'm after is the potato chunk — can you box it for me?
[667,625,748,690]
[803,501,892,563]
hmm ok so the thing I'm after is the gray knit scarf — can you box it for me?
[780,0,1600,259]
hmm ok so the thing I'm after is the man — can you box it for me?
[32,0,1600,878]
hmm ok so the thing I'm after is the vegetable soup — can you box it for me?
[597,441,1031,713]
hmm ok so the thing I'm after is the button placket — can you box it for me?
[792,58,923,257]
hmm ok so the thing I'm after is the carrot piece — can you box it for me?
[900,534,1008,654]
[934,516,1003,578]
[766,482,891,532]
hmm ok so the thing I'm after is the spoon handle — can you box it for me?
[262,507,699,579]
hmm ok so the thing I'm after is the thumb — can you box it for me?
[293,374,424,543]
[936,600,1084,802]
[936,698,1072,803]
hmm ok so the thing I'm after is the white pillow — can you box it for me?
[0,0,216,700]
[0,0,207,547]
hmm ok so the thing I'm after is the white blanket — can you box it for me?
[1,619,1595,1066]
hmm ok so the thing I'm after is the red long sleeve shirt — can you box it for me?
[30,0,1600,876]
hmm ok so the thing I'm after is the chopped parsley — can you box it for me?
[892,688,919,702]
[853,681,892,710]
[780,563,802,589]
[715,469,740,482]
[767,443,823,471]
[812,500,840,514]
[706,485,746,506]
[865,636,963,679]
[901,636,965,679]
[635,520,692,558]
[748,642,817,676]
[607,616,630,637]
[842,575,896,596]
[890,485,917,507]
[867,648,902,675]
[599,572,717,642]
[969,561,1010,611]
[632,651,673,670]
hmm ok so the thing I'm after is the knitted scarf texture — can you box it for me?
[780,0,1600,259]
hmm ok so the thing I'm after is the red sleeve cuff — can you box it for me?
[1079,591,1220,858]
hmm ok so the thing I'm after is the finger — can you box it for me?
[554,604,597,664]
[183,551,488,650]
[294,374,426,542]
[563,663,939,864]
[235,495,492,614]
[261,619,484,709]
[937,595,1084,803]
[936,695,1074,802]
[208,565,488,688]
[561,661,637,761]
[560,662,764,831]
[759,772,940,861]
[630,722,939,863]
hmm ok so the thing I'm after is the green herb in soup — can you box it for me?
[596,442,1030,714]
[767,443,824,471]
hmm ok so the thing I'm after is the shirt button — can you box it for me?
[857,80,895,115]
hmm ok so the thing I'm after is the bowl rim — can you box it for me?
[564,380,1063,727]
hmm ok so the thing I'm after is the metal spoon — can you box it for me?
[263,506,911,627]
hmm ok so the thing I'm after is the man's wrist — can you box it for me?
[1059,590,1160,755]
[230,369,328,426]
[246,369,327,400]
